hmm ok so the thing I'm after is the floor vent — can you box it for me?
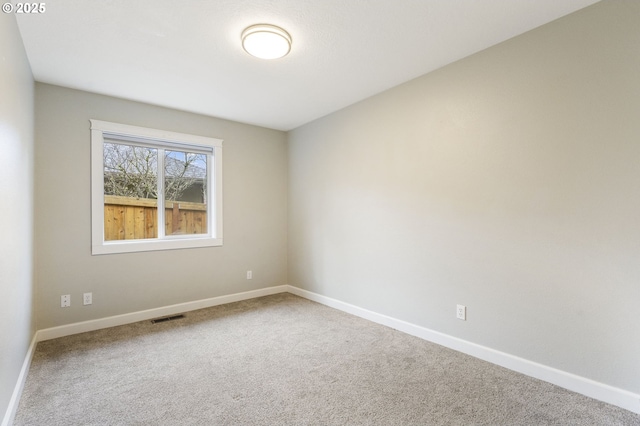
[151,314,185,324]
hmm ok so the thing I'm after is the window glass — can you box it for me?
[164,150,208,236]
[103,142,159,241]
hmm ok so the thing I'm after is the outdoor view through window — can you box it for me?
[103,142,208,241]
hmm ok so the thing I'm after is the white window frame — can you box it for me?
[90,119,223,255]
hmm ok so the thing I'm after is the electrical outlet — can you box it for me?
[61,294,70,308]
[246,270,253,280]
[83,292,92,305]
[456,304,466,321]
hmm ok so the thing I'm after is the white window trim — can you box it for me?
[90,119,223,255]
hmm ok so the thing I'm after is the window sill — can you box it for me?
[92,236,223,255]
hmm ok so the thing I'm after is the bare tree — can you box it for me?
[164,151,206,202]
[104,143,206,202]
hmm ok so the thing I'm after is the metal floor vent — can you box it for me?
[151,314,185,324]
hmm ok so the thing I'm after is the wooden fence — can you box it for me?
[104,195,207,241]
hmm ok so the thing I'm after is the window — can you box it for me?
[90,120,223,254]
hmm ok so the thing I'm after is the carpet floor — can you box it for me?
[14,293,640,425]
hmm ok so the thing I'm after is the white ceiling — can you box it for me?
[16,0,600,131]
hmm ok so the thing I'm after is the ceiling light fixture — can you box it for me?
[241,24,292,60]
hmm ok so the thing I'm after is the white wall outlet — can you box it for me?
[61,294,70,308]
[246,270,253,280]
[456,304,466,321]
[83,292,92,305]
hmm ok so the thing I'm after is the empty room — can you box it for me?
[2,0,639,424]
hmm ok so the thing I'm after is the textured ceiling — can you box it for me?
[16,0,599,131]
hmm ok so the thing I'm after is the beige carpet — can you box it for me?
[14,293,640,425]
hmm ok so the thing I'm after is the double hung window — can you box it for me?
[90,120,223,254]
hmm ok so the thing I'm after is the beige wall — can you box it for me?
[0,13,35,420]
[35,84,288,329]
[288,0,640,394]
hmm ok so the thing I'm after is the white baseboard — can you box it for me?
[2,334,37,426]
[37,285,289,342]
[286,285,640,415]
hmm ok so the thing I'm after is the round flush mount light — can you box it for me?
[242,24,292,60]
